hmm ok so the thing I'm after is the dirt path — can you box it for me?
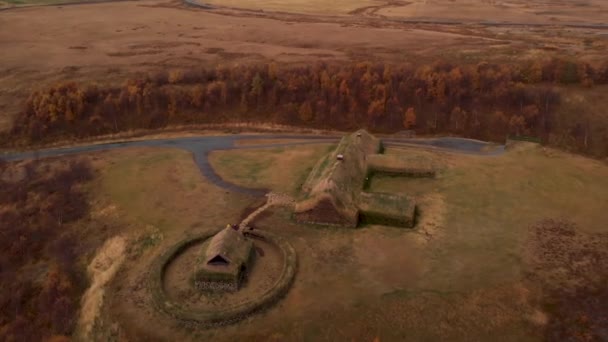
[239,192,294,230]
[76,236,127,340]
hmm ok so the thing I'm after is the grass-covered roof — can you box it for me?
[295,130,382,226]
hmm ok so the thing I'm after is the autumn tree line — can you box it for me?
[9,58,608,157]
[0,160,93,341]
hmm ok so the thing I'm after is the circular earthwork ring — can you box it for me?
[149,229,297,327]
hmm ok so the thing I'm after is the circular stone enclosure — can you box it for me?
[149,229,297,327]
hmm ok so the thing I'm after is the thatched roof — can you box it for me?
[295,130,381,226]
[204,227,252,267]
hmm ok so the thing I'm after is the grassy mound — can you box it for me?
[358,191,416,228]
[367,154,437,178]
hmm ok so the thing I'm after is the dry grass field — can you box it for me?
[202,0,377,15]
[1,0,607,133]
[3,139,607,340]
[377,0,608,24]
[200,0,608,25]
[208,143,335,195]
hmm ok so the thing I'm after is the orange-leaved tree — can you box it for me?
[403,107,416,129]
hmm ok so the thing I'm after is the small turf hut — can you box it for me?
[294,130,382,227]
[193,227,254,292]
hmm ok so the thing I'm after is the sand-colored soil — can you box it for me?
[77,235,127,340]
